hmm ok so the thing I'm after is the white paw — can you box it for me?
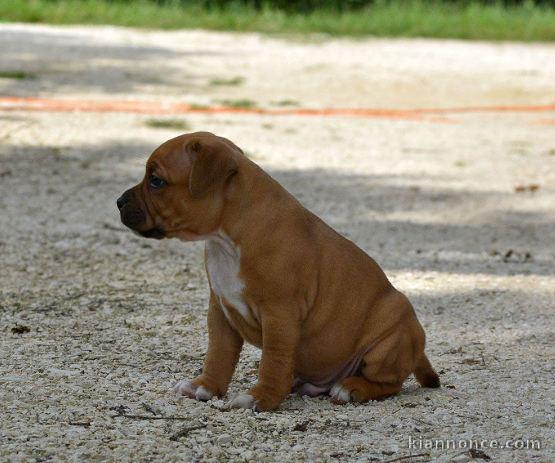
[174,380,214,401]
[174,379,196,398]
[195,386,214,401]
[227,393,256,410]
[330,383,351,403]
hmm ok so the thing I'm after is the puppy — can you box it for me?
[117,132,439,411]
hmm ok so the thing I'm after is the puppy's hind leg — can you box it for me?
[330,376,402,403]
[329,322,412,404]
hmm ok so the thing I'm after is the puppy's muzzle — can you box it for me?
[116,191,130,211]
[117,189,145,227]
[117,188,164,239]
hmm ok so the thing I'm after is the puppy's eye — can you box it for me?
[150,175,167,189]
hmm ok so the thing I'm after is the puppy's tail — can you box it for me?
[414,353,440,388]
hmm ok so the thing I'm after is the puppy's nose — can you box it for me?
[116,192,129,210]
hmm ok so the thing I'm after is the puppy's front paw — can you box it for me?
[174,379,214,401]
[227,386,283,411]
[227,393,256,410]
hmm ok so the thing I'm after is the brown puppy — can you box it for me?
[117,132,439,411]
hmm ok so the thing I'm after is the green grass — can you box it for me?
[144,118,191,130]
[188,103,211,110]
[217,98,258,109]
[209,76,245,86]
[0,0,554,41]
[271,99,300,107]
[0,70,34,79]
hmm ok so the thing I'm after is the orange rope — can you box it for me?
[0,96,553,120]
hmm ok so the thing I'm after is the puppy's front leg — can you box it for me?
[230,312,300,411]
[175,292,243,401]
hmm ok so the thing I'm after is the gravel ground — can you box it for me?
[1,24,554,462]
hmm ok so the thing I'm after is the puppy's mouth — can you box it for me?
[119,203,165,239]
[139,227,165,240]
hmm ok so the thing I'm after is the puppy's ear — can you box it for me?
[186,139,238,198]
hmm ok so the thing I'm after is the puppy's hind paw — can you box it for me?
[330,383,351,404]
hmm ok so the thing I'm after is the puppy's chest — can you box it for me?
[205,238,254,325]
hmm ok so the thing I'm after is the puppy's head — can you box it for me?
[117,132,240,241]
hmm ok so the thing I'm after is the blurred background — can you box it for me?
[1,1,554,462]
[2,0,555,40]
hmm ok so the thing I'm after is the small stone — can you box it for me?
[217,434,232,445]
[241,450,254,460]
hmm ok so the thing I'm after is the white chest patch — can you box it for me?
[205,234,250,322]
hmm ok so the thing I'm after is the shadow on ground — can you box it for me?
[1,139,553,280]
[0,28,229,95]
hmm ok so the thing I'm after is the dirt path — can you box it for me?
[1,24,554,462]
